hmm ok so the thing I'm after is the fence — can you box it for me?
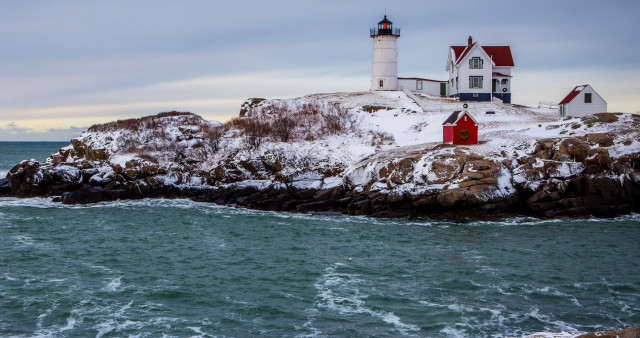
[538,101,559,109]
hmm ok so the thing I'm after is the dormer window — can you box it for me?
[469,57,483,69]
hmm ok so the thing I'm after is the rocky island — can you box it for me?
[1,91,639,219]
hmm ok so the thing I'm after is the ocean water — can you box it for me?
[0,142,68,178]
[1,142,639,337]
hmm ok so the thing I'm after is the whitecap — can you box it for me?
[104,277,122,292]
[522,332,577,338]
[60,311,78,331]
[439,325,467,338]
[14,235,34,245]
[313,263,420,335]
[188,326,209,337]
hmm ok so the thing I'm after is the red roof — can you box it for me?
[442,110,478,126]
[451,44,514,67]
[558,85,588,105]
[451,45,472,65]
[492,72,512,78]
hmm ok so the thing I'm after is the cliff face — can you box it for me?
[2,93,639,219]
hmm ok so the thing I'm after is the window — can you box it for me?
[584,93,592,103]
[469,76,483,89]
[469,57,483,69]
[416,80,423,90]
[501,79,508,85]
[456,76,458,89]
[379,79,384,88]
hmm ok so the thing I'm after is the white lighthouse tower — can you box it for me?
[370,15,400,91]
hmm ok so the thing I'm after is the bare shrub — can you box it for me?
[228,118,270,150]
[369,131,395,146]
[88,111,193,133]
[271,115,297,142]
[201,124,228,153]
[136,153,159,164]
[223,100,358,146]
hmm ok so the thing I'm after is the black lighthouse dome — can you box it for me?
[378,15,393,32]
[370,15,400,37]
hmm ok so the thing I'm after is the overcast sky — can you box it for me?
[1,0,638,141]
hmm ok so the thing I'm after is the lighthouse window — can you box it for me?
[416,80,423,90]
[469,76,483,89]
[469,57,483,69]
[501,79,508,85]
[379,80,384,88]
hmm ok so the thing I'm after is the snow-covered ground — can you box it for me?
[38,91,639,196]
[304,91,635,156]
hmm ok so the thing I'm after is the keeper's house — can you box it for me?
[558,84,607,118]
[446,36,514,103]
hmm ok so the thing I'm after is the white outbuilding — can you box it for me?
[558,84,607,118]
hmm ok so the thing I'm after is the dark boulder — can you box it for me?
[0,178,9,196]
[61,185,112,204]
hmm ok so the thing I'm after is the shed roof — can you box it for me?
[558,85,588,105]
[442,110,478,126]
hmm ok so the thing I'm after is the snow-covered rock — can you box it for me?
[3,93,640,219]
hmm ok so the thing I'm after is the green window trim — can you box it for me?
[584,93,592,103]
[469,57,483,69]
[469,76,483,89]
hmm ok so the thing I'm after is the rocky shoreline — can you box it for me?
[1,122,638,220]
[1,92,639,220]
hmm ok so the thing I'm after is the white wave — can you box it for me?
[104,277,122,292]
[60,311,78,331]
[0,170,8,178]
[33,308,79,337]
[313,263,420,335]
[95,319,140,338]
[439,325,468,338]
[523,332,576,338]
[526,307,582,334]
[188,326,210,337]
[0,197,62,208]
[14,235,34,245]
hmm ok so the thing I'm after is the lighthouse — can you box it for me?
[370,15,400,91]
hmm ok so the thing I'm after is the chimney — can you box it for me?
[468,36,473,46]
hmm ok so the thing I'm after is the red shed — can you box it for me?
[442,111,478,145]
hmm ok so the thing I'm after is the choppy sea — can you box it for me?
[1,142,639,337]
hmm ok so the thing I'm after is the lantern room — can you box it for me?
[370,15,400,37]
[378,15,392,32]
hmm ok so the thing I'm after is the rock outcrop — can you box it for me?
[576,327,640,338]
[1,102,639,220]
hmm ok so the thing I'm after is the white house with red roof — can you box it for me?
[446,36,514,103]
[558,84,607,118]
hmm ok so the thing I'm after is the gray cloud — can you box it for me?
[0,123,86,141]
[0,0,638,140]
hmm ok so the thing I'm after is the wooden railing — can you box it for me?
[538,101,559,109]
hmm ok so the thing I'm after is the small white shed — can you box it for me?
[558,84,607,118]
